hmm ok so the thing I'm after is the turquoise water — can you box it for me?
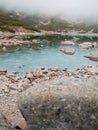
[0,39,98,73]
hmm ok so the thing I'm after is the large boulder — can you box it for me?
[0,113,13,130]
[19,77,98,130]
[79,42,92,49]
[60,47,75,55]
[84,52,98,61]
[79,42,98,49]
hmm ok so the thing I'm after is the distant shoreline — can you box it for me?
[0,31,98,51]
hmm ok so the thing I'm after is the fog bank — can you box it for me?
[0,0,98,22]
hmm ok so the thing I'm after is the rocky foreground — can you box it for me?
[0,65,98,129]
[19,77,98,130]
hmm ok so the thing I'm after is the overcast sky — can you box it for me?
[0,0,98,22]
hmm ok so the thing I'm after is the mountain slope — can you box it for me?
[0,8,98,33]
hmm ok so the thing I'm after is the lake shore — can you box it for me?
[0,65,98,96]
[0,65,98,129]
[0,31,98,129]
[0,31,98,51]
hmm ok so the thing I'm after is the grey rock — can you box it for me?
[18,77,98,130]
[0,113,13,130]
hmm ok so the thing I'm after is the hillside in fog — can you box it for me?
[0,8,98,33]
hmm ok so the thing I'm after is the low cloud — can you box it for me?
[0,0,98,22]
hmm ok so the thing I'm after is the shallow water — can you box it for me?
[0,38,98,73]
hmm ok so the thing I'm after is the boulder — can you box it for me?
[0,113,13,130]
[18,77,98,130]
[61,40,75,46]
[60,47,75,55]
[84,52,98,61]
[79,42,93,49]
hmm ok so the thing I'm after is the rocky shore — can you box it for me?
[1,31,98,63]
[0,65,98,129]
[0,31,98,51]
[0,31,98,129]
[0,32,33,51]
[0,31,59,51]
[0,65,98,96]
[19,77,98,130]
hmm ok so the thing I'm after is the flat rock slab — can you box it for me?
[60,47,75,55]
[84,52,98,61]
[79,42,98,49]
[61,41,75,46]
[19,77,98,130]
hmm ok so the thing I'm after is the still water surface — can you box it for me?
[0,39,98,73]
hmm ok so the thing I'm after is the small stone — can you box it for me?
[0,84,9,93]
[33,71,42,78]
[18,78,30,90]
[2,46,7,51]
[0,70,7,75]
[10,90,18,95]
[41,67,45,70]
[42,70,48,74]
[26,73,33,79]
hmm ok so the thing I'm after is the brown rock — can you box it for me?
[0,84,9,94]
[84,52,98,61]
[33,71,42,78]
[79,42,92,49]
[17,119,27,130]
[42,70,48,74]
[61,40,75,46]
[60,47,75,55]
[26,73,33,79]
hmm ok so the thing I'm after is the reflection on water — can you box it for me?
[0,38,98,73]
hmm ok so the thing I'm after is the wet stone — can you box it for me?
[18,77,98,130]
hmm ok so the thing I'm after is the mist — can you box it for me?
[0,0,98,22]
